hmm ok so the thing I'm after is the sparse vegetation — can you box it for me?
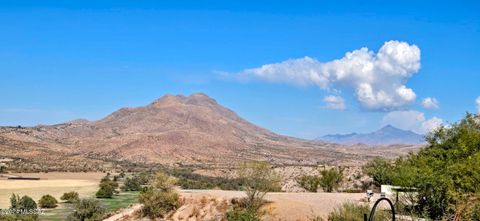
[67,198,106,221]
[226,206,261,221]
[168,168,243,190]
[238,161,281,210]
[137,172,181,218]
[96,175,118,198]
[96,185,114,198]
[0,164,7,173]
[327,202,389,221]
[10,194,37,210]
[121,176,142,191]
[0,194,39,221]
[319,168,343,192]
[138,188,180,218]
[298,175,321,192]
[61,191,80,203]
[38,194,58,208]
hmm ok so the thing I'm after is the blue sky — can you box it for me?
[0,1,479,138]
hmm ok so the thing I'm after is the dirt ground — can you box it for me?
[0,172,105,209]
[179,190,370,220]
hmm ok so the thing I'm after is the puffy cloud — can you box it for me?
[421,97,439,109]
[242,40,421,111]
[323,95,346,110]
[382,110,443,134]
[420,117,443,134]
[477,97,480,114]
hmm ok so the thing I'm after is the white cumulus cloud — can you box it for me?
[323,95,346,110]
[421,97,439,109]
[242,40,421,111]
[382,110,443,134]
[476,96,480,114]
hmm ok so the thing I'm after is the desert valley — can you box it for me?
[1,2,479,221]
[1,93,425,220]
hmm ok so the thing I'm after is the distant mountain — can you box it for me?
[0,93,377,168]
[318,125,425,145]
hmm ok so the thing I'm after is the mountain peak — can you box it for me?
[381,124,396,130]
[150,93,217,107]
[379,124,402,132]
[318,125,424,145]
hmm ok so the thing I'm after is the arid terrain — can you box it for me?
[0,93,421,172]
[0,172,104,208]
[110,190,381,221]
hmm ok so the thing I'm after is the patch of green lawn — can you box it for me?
[39,191,139,221]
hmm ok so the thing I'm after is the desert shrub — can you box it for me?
[152,172,177,191]
[138,189,180,218]
[298,175,321,192]
[121,176,142,191]
[0,164,7,173]
[328,202,389,221]
[0,214,38,221]
[96,175,119,198]
[100,175,119,189]
[169,168,243,190]
[362,157,394,187]
[61,191,79,203]
[96,185,114,198]
[136,172,151,185]
[319,168,343,192]
[238,161,281,210]
[471,203,480,221]
[226,207,260,221]
[10,194,37,210]
[68,198,106,221]
[38,194,58,208]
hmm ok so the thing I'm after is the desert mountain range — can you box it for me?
[0,93,421,170]
[319,125,425,145]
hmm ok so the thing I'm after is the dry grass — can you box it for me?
[0,172,105,208]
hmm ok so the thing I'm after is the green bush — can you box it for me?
[60,191,79,203]
[381,114,480,219]
[138,189,180,218]
[319,168,343,192]
[96,185,114,198]
[68,198,106,221]
[471,203,480,221]
[121,176,142,191]
[238,161,281,210]
[152,172,177,191]
[169,168,243,190]
[354,114,480,219]
[0,214,38,221]
[38,194,58,208]
[226,207,260,221]
[362,157,394,187]
[100,176,119,189]
[328,203,389,221]
[298,175,321,192]
[10,194,37,210]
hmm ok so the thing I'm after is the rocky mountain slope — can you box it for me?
[0,93,418,170]
[318,125,424,145]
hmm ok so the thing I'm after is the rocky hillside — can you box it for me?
[0,93,416,170]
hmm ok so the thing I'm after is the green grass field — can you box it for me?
[39,191,139,221]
